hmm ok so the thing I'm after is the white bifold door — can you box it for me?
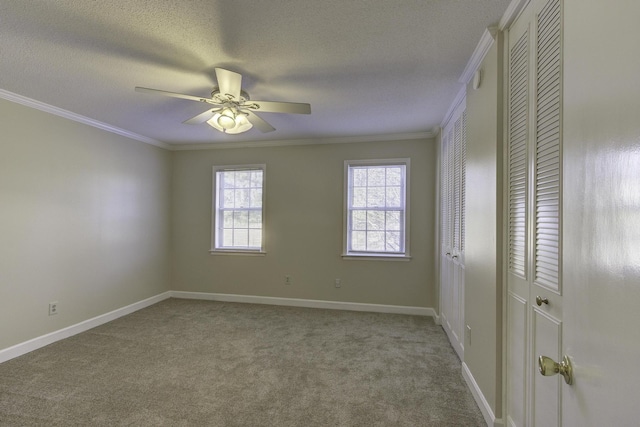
[505,0,565,425]
[440,103,466,359]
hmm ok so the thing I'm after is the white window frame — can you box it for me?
[343,159,411,260]
[210,164,266,255]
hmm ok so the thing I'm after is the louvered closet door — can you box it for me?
[506,0,563,425]
[439,102,466,360]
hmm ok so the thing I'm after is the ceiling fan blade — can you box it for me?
[247,100,311,115]
[183,108,220,125]
[215,68,242,101]
[245,110,276,133]
[135,86,217,104]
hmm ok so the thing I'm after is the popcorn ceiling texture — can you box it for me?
[0,299,485,426]
[0,0,510,145]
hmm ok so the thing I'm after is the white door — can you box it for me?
[506,0,564,425]
[562,0,640,425]
[440,105,466,359]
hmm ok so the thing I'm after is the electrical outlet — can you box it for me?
[285,275,292,285]
[335,278,341,288]
[49,302,59,316]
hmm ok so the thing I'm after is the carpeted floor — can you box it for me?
[0,298,485,426]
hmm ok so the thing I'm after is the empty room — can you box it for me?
[1,1,639,426]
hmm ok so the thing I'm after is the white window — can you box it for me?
[344,159,410,258]
[211,165,265,254]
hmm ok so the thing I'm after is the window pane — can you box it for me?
[386,211,401,231]
[222,230,233,247]
[233,210,248,228]
[352,188,367,208]
[367,168,385,186]
[353,168,367,187]
[352,210,367,231]
[367,187,385,207]
[386,186,401,207]
[386,167,402,186]
[351,231,366,251]
[250,189,262,208]
[386,231,401,252]
[235,189,250,208]
[250,170,263,187]
[249,211,262,229]
[223,211,234,228]
[233,229,249,246]
[248,229,262,247]
[221,171,235,188]
[236,171,251,188]
[367,210,385,230]
[223,189,235,208]
[366,231,385,251]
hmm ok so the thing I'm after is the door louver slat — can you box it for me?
[534,0,562,291]
[508,31,530,278]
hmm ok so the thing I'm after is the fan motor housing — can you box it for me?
[211,86,250,104]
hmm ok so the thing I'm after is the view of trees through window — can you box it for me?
[215,168,264,250]
[347,163,406,254]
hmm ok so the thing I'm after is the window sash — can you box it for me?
[212,166,265,252]
[345,161,409,256]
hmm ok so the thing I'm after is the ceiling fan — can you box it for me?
[135,68,311,134]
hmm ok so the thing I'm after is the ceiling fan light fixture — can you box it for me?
[207,109,253,134]
[216,107,237,129]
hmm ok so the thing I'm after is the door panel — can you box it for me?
[562,0,640,424]
[507,293,527,427]
[532,309,561,427]
[506,0,564,425]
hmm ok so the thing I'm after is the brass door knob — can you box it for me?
[536,295,549,306]
[538,355,574,385]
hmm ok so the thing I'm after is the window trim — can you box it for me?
[210,164,266,255]
[342,158,411,260]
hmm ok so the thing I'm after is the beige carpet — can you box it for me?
[0,298,485,426]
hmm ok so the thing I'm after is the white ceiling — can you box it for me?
[0,1,511,147]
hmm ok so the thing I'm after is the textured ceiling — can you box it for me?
[0,1,511,146]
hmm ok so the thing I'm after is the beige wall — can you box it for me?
[463,36,504,416]
[0,98,172,350]
[172,139,437,308]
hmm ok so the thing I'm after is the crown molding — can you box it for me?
[169,131,436,151]
[0,88,170,150]
[459,27,498,85]
[440,85,467,131]
[499,0,530,30]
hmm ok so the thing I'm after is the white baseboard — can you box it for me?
[462,362,504,427]
[170,291,438,319]
[0,291,172,364]
[1,290,437,364]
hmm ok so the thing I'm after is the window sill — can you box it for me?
[210,250,266,257]
[341,253,411,261]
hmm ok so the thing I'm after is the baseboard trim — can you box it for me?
[1,291,438,364]
[462,362,503,427]
[170,291,438,319]
[0,292,172,364]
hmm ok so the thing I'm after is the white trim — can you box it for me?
[441,86,467,130]
[459,27,498,85]
[170,291,438,319]
[169,131,436,151]
[0,292,172,364]
[462,362,504,427]
[343,159,411,258]
[0,88,170,150]
[341,254,411,261]
[498,0,530,30]
[211,164,266,253]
